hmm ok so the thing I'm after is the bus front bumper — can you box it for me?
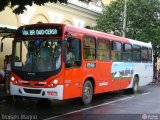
[10,83,63,100]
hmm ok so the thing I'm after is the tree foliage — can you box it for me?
[0,0,68,14]
[95,0,160,56]
[0,0,92,14]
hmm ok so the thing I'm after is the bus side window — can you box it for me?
[111,41,122,61]
[15,42,21,62]
[123,43,132,61]
[133,45,141,62]
[97,38,110,61]
[141,47,148,62]
[148,48,152,62]
[65,37,82,68]
[83,36,96,60]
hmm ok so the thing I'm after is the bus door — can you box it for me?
[63,37,82,99]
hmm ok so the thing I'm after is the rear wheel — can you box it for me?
[82,80,93,105]
[124,76,139,94]
[131,76,139,93]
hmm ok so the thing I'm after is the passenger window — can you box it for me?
[65,37,81,68]
[148,48,152,62]
[123,43,132,61]
[133,45,141,62]
[141,47,148,62]
[83,36,96,60]
[97,39,110,61]
[15,42,21,62]
[111,41,122,61]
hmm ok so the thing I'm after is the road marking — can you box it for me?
[44,96,134,120]
[141,92,151,96]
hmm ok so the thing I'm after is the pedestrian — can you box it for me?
[3,55,9,70]
[0,69,5,84]
[5,55,12,94]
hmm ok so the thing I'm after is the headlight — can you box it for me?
[11,77,15,81]
[53,79,58,84]
[48,79,59,87]
[10,76,19,85]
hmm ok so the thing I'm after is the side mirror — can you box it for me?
[0,42,3,52]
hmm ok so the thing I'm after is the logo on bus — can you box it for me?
[86,62,96,68]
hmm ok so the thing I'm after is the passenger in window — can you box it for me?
[54,45,61,69]
[141,51,147,61]
[25,42,34,66]
[66,47,75,66]
[37,43,53,71]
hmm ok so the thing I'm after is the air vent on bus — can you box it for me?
[23,88,41,94]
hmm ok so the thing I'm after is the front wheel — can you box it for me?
[82,80,93,105]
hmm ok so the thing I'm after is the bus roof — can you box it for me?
[128,39,152,48]
[66,25,129,43]
[66,25,152,48]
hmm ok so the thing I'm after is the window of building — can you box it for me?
[111,41,122,61]
[133,45,141,62]
[83,36,96,60]
[97,39,110,61]
[123,43,132,61]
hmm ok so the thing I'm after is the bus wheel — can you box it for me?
[132,76,139,94]
[124,76,139,94]
[133,77,139,93]
[82,80,93,105]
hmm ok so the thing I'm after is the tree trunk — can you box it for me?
[153,51,158,81]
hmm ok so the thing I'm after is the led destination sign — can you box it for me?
[22,29,58,36]
[16,25,62,37]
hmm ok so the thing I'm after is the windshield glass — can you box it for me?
[13,38,62,72]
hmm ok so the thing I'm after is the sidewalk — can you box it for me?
[0,84,8,103]
[149,79,160,86]
[0,84,21,103]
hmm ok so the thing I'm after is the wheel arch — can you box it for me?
[134,74,139,83]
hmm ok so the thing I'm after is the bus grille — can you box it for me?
[23,88,41,94]
[23,75,44,81]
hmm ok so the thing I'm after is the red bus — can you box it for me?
[10,23,153,104]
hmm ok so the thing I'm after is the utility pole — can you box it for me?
[122,0,127,37]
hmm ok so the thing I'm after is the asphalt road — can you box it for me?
[0,83,160,120]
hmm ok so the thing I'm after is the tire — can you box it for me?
[82,80,93,105]
[131,76,139,94]
[124,76,139,94]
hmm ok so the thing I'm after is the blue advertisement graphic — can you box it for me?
[111,62,134,79]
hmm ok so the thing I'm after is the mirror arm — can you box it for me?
[0,37,5,52]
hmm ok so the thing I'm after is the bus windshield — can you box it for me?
[12,38,62,73]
